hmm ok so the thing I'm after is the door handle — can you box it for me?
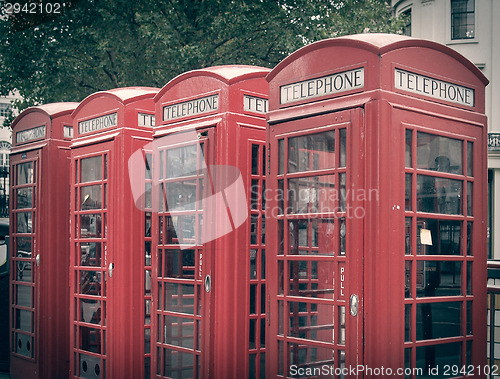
[204,275,211,293]
[35,254,40,267]
[350,294,359,317]
[108,263,114,278]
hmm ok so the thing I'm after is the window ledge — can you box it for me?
[446,39,479,46]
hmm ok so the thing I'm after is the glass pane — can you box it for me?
[81,156,102,183]
[340,128,346,167]
[417,219,461,255]
[16,284,32,307]
[166,145,198,178]
[81,185,102,210]
[164,283,195,315]
[405,304,411,341]
[162,316,195,349]
[16,212,32,233]
[416,261,461,297]
[405,261,412,298]
[163,349,194,378]
[278,139,285,175]
[289,260,334,299]
[288,131,335,173]
[15,237,31,255]
[416,342,461,373]
[80,243,101,267]
[417,132,462,174]
[288,175,336,214]
[416,302,461,340]
[80,214,102,238]
[417,175,462,214]
[405,129,412,168]
[405,174,412,211]
[17,162,34,185]
[252,144,259,175]
[467,182,473,216]
[467,221,472,256]
[405,218,412,255]
[287,302,334,343]
[15,309,32,332]
[165,180,197,211]
[250,249,257,279]
[251,180,259,210]
[79,326,101,353]
[165,215,196,244]
[16,260,32,282]
[467,141,473,176]
[164,249,195,279]
[80,270,102,296]
[80,299,102,324]
[16,188,33,209]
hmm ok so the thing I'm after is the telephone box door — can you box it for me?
[70,144,113,379]
[10,151,38,368]
[400,108,486,374]
[153,128,215,379]
[267,108,364,378]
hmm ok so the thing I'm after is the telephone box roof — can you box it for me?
[267,33,488,86]
[11,102,79,130]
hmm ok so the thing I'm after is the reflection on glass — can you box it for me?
[16,188,33,209]
[417,132,462,174]
[16,212,32,233]
[288,302,334,344]
[417,175,462,214]
[416,261,461,297]
[338,305,346,344]
[405,130,412,168]
[79,326,101,353]
[467,141,473,177]
[250,249,257,279]
[467,182,473,216]
[164,283,195,315]
[251,179,259,210]
[289,260,334,299]
[279,139,285,175]
[165,180,197,211]
[16,237,31,255]
[467,222,472,256]
[340,128,346,167]
[16,260,32,282]
[80,299,102,324]
[81,156,102,183]
[17,162,34,185]
[81,185,102,210]
[165,215,196,244]
[417,219,461,255]
[163,350,194,378]
[288,175,336,214]
[80,214,101,238]
[416,302,461,340]
[163,315,195,349]
[80,270,101,296]
[80,243,101,267]
[166,145,198,178]
[288,131,335,173]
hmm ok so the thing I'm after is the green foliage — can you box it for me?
[0,0,404,116]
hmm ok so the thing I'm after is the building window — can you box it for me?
[0,103,11,117]
[401,8,412,36]
[451,0,475,40]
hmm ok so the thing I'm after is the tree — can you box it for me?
[0,0,404,120]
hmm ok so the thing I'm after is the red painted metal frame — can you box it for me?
[266,34,488,378]
[69,87,158,379]
[152,65,269,379]
[9,102,78,379]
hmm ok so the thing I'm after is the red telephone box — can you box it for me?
[69,87,158,379]
[150,65,269,378]
[9,102,78,378]
[266,34,488,377]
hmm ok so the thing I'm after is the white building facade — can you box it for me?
[391,0,500,259]
[0,93,15,218]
